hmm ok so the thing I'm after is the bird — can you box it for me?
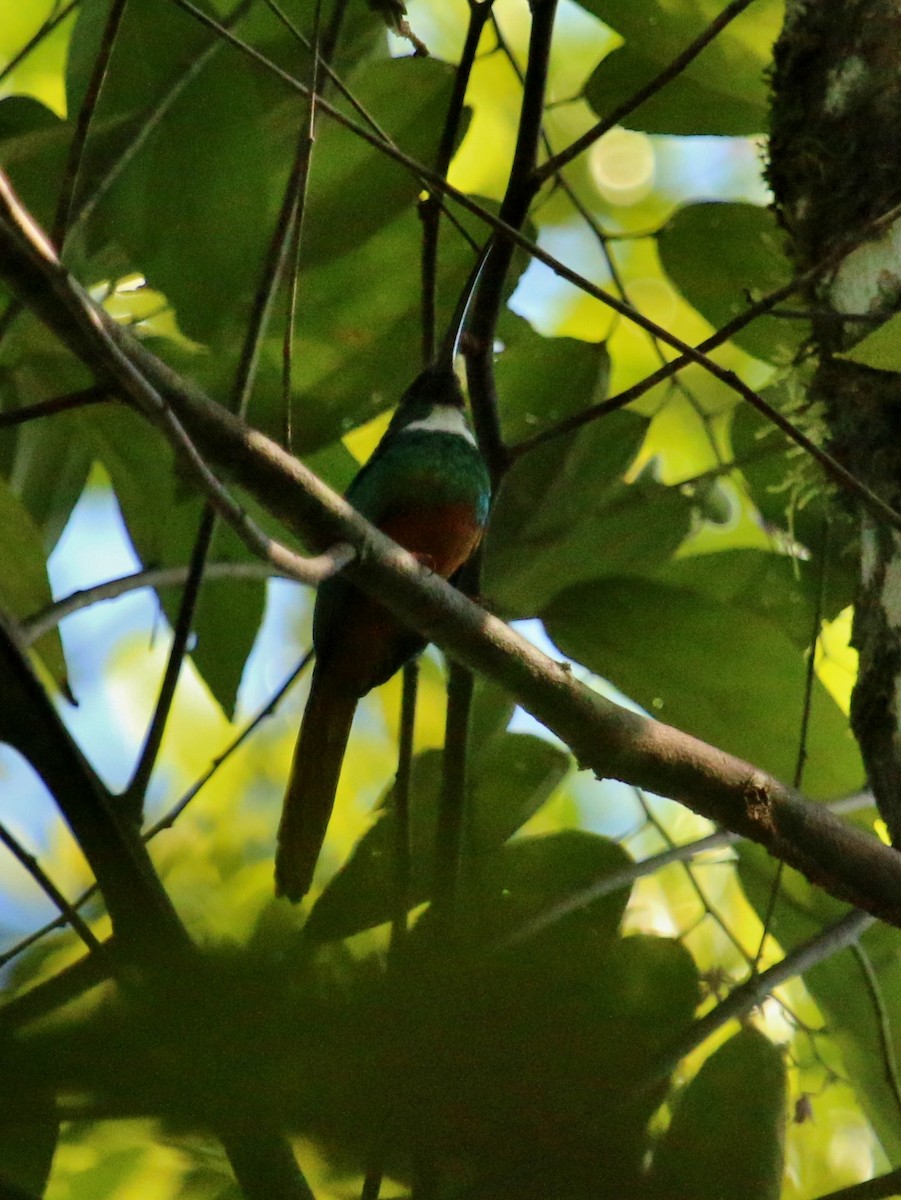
[274,272,492,902]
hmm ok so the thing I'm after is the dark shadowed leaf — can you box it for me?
[647,1027,786,1200]
[737,842,901,1162]
[67,1,276,341]
[0,1109,58,1198]
[0,95,69,228]
[495,312,610,444]
[305,741,573,942]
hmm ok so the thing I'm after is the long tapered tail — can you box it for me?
[275,669,357,902]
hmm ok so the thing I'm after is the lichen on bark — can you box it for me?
[769,1,901,839]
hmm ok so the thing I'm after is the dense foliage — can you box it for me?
[0,2,897,1198]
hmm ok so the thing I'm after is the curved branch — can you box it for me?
[5,174,901,930]
[22,561,277,645]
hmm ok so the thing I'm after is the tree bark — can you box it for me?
[769,0,901,841]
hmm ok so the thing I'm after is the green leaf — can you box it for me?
[803,921,901,1163]
[658,202,803,364]
[241,206,502,453]
[495,313,610,444]
[468,733,572,853]
[656,548,850,650]
[0,476,68,688]
[485,408,694,617]
[444,830,633,955]
[0,1110,58,1198]
[0,314,95,552]
[0,96,69,229]
[468,674,516,759]
[299,56,469,267]
[8,416,93,553]
[840,311,901,371]
[305,740,573,943]
[542,576,864,797]
[737,844,901,1162]
[83,405,263,717]
[582,0,780,135]
[594,932,700,1034]
[188,520,266,720]
[67,1,276,341]
[647,1027,786,1200]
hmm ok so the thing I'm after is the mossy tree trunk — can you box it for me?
[769,0,901,840]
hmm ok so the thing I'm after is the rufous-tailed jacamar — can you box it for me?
[274,268,492,902]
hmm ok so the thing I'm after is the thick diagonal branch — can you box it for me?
[3,174,901,929]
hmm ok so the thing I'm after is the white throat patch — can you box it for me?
[403,405,477,446]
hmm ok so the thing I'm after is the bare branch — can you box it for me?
[52,0,128,245]
[0,385,109,428]
[5,169,901,929]
[646,909,873,1088]
[22,560,277,645]
[0,820,103,955]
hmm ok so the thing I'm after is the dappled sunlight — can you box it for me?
[0,0,890,1196]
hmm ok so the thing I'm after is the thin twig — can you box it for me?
[365,659,420,1200]
[465,0,559,484]
[753,515,831,970]
[851,940,901,1126]
[646,909,873,1090]
[0,820,102,954]
[419,0,491,364]
[123,506,216,817]
[0,384,110,429]
[22,560,276,645]
[235,0,323,421]
[282,0,329,452]
[635,791,752,966]
[391,661,418,954]
[432,661,475,929]
[52,0,129,245]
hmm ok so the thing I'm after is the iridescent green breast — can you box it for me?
[347,410,490,528]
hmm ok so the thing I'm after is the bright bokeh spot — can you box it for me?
[590,128,656,205]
